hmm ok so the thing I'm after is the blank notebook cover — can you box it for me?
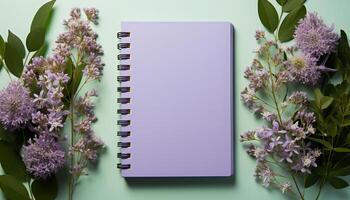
[117,22,234,177]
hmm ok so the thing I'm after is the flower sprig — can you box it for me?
[0,3,104,200]
[241,1,340,199]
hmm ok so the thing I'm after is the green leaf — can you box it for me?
[258,0,279,33]
[321,96,333,109]
[0,59,3,72]
[276,0,287,6]
[0,35,5,57]
[26,28,46,52]
[73,63,85,94]
[32,42,48,58]
[329,177,349,189]
[330,167,350,177]
[282,0,306,12]
[340,119,350,127]
[32,175,58,200]
[338,30,350,66]
[308,137,333,149]
[4,31,25,77]
[305,174,319,188]
[64,57,74,93]
[327,123,337,137]
[314,88,323,108]
[333,147,350,153]
[347,134,350,144]
[0,141,27,182]
[278,5,306,42]
[30,0,56,31]
[313,88,333,110]
[7,31,25,58]
[0,125,14,143]
[0,175,30,200]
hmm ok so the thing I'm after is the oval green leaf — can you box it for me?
[329,177,349,189]
[0,175,31,200]
[4,31,25,77]
[307,137,333,149]
[333,147,350,153]
[278,5,306,42]
[305,174,319,188]
[0,141,28,182]
[7,31,25,58]
[30,0,56,31]
[330,167,350,177]
[338,30,350,66]
[26,28,46,52]
[282,0,306,12]
[321,96,333,109]
[258,0,279,33]
[0,35,5,57]
[0,59,3,72]
[32,175,58,200]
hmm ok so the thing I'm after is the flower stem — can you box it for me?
[68,100,75,200]
[267,61,283,124]
[292,175,305,200]
[27,180,34,200]
[315,182,324,200]
[68,60,77,200]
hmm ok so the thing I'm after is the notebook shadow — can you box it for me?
[125,24,237,190]
[125,176,235,188]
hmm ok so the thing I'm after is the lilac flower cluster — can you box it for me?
[23,56,70,135]
[58,8,104,81]
[0,81,34,130]
[241,12,339,194]
[295,12,339,58]
[22,134,65,179]
[57,8,105,179]
[20,7,104,180]
[69,89,104,176]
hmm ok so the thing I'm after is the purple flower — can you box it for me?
[70,8,81,19]
[22,134,65,179]
[244,66,269,91]
[255,30,265,40]
[253,147,268,161]
[84,8,99,24]
[284,54,321,85]
[240,131,256,142]
[288,91,308,105]
[75,90,98,118]
[82,54,104,80]
[295,12,339,58]
[261,111,276,122]
[69,134,104,163]
[279,182,291,194]
[282,135,300,157]
[255,165,275,188]
[0,81,35,129]
[58,7,104,81]
[241,87,255,107]
[32,69,70,135]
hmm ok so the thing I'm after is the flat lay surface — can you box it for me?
[0,0,349,199]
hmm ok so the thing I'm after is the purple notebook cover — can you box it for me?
[119,22,233,177]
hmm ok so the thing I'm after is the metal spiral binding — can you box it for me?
[117,32,131,170]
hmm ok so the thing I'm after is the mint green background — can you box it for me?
[0,0,349,199]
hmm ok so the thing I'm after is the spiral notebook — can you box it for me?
[117,22,234,177]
